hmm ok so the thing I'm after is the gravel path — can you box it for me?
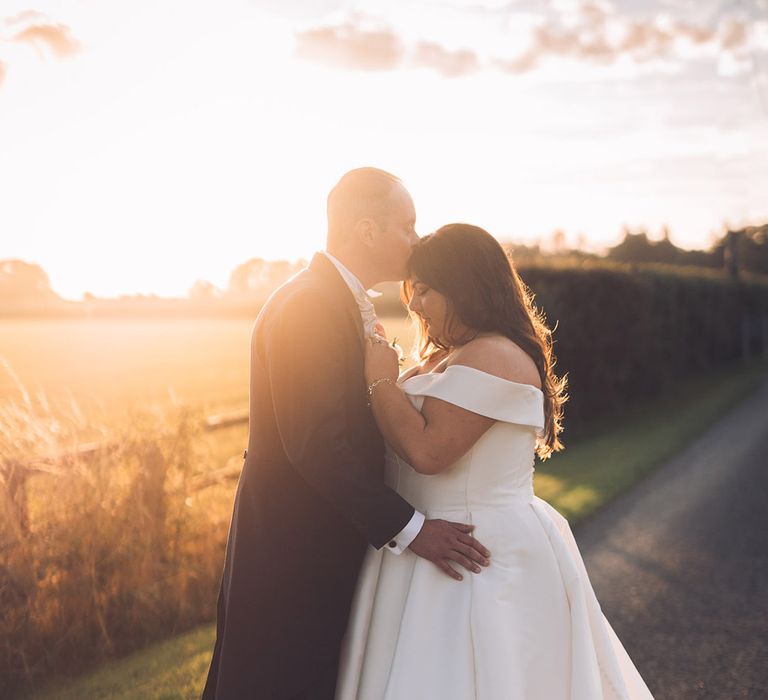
[576,380,768,700]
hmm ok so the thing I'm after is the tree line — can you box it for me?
[1,223,766,314]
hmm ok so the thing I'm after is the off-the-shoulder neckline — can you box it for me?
[400,363,544,394]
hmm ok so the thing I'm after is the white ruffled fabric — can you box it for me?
[336,365,654,700]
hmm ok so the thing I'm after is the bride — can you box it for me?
[335,224,654,699]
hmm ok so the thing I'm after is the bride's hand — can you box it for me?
[365,336,400,385]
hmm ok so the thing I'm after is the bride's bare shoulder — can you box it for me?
[448,335,542,388]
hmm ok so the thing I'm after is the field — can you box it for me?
[0,316,416,462]
[2,315,766,698]
[0,316,415,412]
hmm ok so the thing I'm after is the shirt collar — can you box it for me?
[320,251,381,299]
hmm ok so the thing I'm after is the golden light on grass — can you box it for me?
[0,371,233,694]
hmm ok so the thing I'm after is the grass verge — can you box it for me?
[24,625,216,700]
[535,358,768,520]
[23,359,768,700]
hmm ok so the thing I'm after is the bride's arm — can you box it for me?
[365,340,494,475]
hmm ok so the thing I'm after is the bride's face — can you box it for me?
[408,278,451,342]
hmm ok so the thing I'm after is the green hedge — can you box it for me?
[375,265,768,439]
[518,266,768,437]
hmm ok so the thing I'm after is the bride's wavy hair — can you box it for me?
[403,223,567,459]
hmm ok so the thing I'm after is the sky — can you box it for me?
[1,0,767,299]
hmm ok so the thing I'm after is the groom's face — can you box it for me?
[371,184,418,281]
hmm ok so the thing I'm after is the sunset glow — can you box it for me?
[1,0,767,299]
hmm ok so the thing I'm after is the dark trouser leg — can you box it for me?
[200,581,226,700]
[290,663,339,700]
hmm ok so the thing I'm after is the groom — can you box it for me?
[202,168,489,700]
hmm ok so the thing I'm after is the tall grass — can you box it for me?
[0,317,413,697]
[0,370,233,698]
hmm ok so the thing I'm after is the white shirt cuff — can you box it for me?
[385,510,425,554]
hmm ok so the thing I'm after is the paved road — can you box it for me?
[576,380,768,700]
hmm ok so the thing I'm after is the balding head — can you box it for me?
[326,167,403,251]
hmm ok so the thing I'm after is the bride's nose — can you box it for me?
[408,294,420,313]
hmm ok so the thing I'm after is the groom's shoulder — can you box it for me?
[260,268,336,320]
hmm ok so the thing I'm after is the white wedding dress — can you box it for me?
[336,365,654,700]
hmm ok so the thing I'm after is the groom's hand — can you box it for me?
[408,519,491,581]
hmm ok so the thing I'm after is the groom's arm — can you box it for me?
[386,510,425,554]
[260,288,414,549]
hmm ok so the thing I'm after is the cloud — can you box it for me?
[495,2,755,75]
[618,21,677,58]
[294,17,484,76]
[719,20,748,51]
[4,10,48,26]
[411,41,480,76]
[11,22,81,58]
[294,22,404,71]
[494,51,538,74]
[294,3,760,79]
[0,11,81,88]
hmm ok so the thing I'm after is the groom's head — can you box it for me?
[327,167,418,283]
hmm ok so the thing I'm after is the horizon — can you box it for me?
[5,222,760,303]
[1,0,767,300]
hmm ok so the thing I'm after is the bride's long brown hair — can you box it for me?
[403,223,567,459]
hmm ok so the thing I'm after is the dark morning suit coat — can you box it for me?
[202,253,415,700]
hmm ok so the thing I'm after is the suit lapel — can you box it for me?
[307,253,365,347]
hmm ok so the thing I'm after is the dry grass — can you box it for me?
[0,315,415,697]
[0,373,235,698]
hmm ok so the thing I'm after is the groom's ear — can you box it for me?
[355,218,379,249]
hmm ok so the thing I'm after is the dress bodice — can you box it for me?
[385,364,545,514]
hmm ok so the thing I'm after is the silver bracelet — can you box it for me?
[366,377,394,407]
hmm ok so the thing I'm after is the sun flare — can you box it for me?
[1,0,766,299]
